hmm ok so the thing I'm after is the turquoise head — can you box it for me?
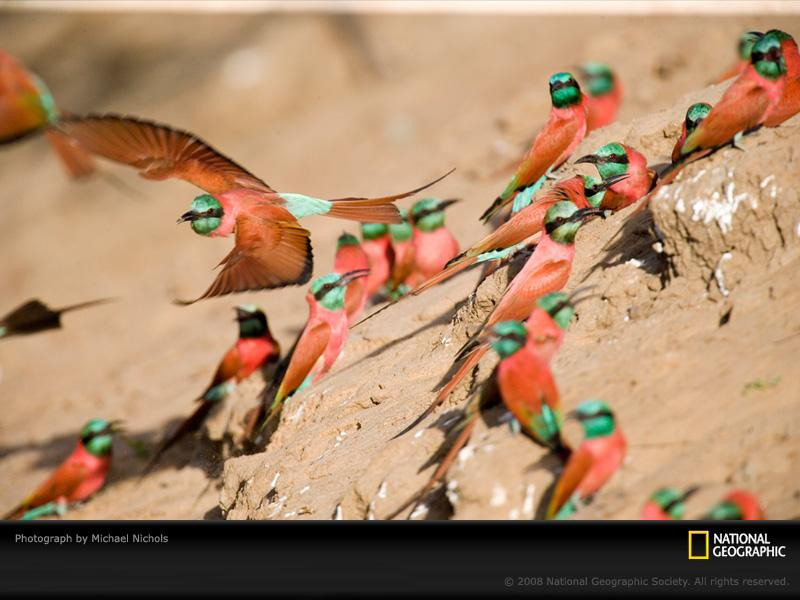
[549,72,583,109]
[489,320,528,359]
[80,418,116,457]
[178,194,224,236]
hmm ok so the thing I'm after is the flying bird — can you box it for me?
[57,114,451,303]
[0,297,112,340]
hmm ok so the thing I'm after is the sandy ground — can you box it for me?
[1,10,798,520]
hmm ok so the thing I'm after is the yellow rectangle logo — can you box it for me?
[688,530,709,560]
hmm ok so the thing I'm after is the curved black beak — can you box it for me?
[601,173,630,188]
[575,153,599,165]
[437,198,460,211]
[339,269,370,286]
[176,211,195,225]
[574,207,607,222]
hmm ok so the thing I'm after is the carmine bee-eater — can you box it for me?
[480,72,587,223]
[388,293,578,518]
[143,306,280,473]
[671,103,712,164]
[641,486,699,520]
[386,209,416,298]
[713,31,764,84]
[434,201,604,405]
[408,198,460,284]
[576,142,656,211]
[411,175,623,297]
[704,490,764,520]
[547,400,626,520]
[679,32,787,162]
[579,62,623,132]
[360,222,394,299]
[764,29,800,127]
[262,270,369,428]
[0,50,94,178]
[4,419,119,520]
[57,114,451,303]
[334,232,370,324]
[0,297,111,340]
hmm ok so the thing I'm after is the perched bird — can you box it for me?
[334,232,371,323]
[262,270,369,427]
[386,209,416,298]
[671,103,712,164]
[408,198,460,285]
[641,486,699,520]
[679,32,787,162]
[713,31,764,84]
[4,419,119,520]
[579,62,623,132]
[434,201,603,404]
[410,175,623,297]
[704,490,764,520]
[546,400,626,519]
[480,72,587,223]
[57,114,450,302]
[0,50,94,178]
[575,142,656,211]
[0,297,111,340]
[764,29,800,127]
[387,293,578,518]
[360,222,394,299]
[143,306,280,473]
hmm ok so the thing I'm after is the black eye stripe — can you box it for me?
[593,153,628,165]
[314,282,338,301]
[550,79,579,92]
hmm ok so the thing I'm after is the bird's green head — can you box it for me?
[80,418,116,457]
[311,270,368,311]
[235,304,268,338]
[337,232,360,250]
[570,399,616,439]
[178,194,224,236]
[549,72,583,108]
[705,499,744,520]
[684,102,712,136]
[650,487,697,519]
[751,32,787,79]
[765,29,794,45]
[361,222,389,241]
[738,31,764,60]
[576,142,629,179]
[536,292,575,330]
[489,320,528,359]
[411,198,458,232]
[389,208,413,241]
[544,200,602,244]
[580,174,609,208]
[580,62,615,97]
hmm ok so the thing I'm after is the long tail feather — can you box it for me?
[436,345,488,404]
[141,401,214,476]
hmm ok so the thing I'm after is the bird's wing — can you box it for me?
[682,80,769,154]
[183,204,313,303]
[509,117,582,195]
[57,114,275,195]
[546,445,595,519]
[203,345,243,396]
[17,458,90,514]
[276,320,332,401]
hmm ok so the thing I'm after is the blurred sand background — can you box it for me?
[1,5,799,519]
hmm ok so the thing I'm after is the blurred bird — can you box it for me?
[764,29,800,127]
[0,297,112,340]
[579,62,623,131]
[641,486,699,520]
[671,103,712,164]
[334,232,370,323]
[547,400,626,519]
[57,114,450,303]
[410,175,622,297]
[434,202,603,404]
[0,50,95,178]
[480,72,587,223]
[679,32,787,162]
[386,209,416,298]
[261,270,369,428]
[704,490,764,520]
[360,222,394,299]
[143,306,280,473]
[4,419,119,520]
[713,31,763,84]
[576,142,657,211]
[408,198,460,285]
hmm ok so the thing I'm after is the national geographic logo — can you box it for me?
[689,531,787,559]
